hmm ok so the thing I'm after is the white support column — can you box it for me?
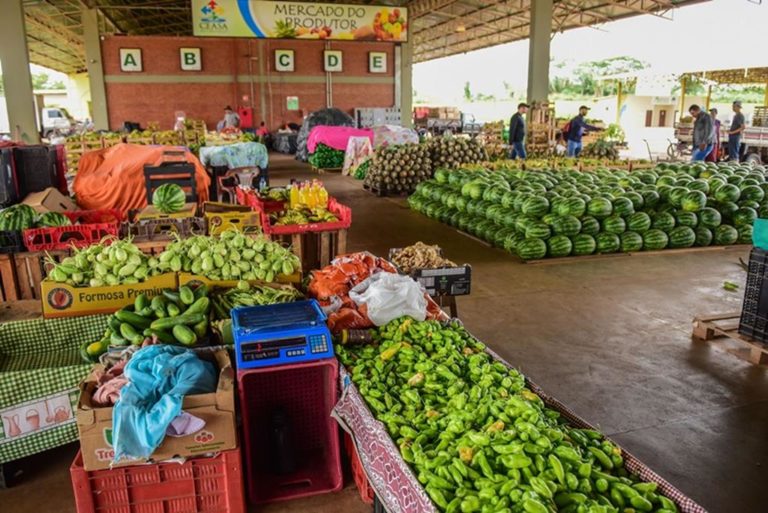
[526,0,553,106]
[0,0,39,143]
[399,39,413,128]
[82,7,109,130]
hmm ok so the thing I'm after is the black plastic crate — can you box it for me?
[739,247,768,343]
[0,230,25,254]
[388,247,471,296]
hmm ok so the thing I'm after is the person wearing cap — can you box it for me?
[508,102,529,159]
[706,108,721,162]
[688,104,714,162]
[566,105,601,158]
[728,101,746,161]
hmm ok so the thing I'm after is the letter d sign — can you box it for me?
[324,50,343,72]
[180,48,202,71]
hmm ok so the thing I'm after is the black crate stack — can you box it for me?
[739,247,768,343]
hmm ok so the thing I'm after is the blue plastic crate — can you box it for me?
[232,300,334,369]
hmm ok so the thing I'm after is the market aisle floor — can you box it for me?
[4,154,767,513]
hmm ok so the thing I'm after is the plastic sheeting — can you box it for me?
[295,108,355,162]
[73,143,210,213]
[307,126,373,154]
[372,125,419,148]
[198,142,269,170]
[342,137,374,177]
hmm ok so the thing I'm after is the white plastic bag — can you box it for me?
[349,273,427,326]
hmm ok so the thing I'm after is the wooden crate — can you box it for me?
[270,229,348,272]
[692,312,768,365]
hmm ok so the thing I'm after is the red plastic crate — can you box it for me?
[259,197,352,236]
[237,359,342,504]
[24,209,123,251]
[70,449,246,513]
[343,432,375,505]
[235,187,285,213]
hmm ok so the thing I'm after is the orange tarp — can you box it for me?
[72,144,210,213]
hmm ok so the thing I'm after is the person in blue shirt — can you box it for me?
[508,102,529,159]
[566,106,601,157]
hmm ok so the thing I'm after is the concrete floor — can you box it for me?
[4,153,767,513]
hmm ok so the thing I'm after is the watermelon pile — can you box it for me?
[0,204,39,231]
[152,183,187,214]
[409,161,764,260]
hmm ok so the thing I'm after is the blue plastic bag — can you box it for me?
[112,345,217,463]
[753,218,768,250]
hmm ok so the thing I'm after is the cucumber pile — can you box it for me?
[81,285,210,362]
[409,161,766,260]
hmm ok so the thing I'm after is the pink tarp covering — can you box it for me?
[307,126,373,153]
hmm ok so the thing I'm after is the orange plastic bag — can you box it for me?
[73,143,210,213]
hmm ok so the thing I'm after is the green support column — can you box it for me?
[526,0,553,105]
[82,7,109,130]
[0,0,39,143]
[398,39,414,128]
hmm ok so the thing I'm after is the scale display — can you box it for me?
[232,300,334,369]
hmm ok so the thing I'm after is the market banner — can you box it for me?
[191,0,408,41]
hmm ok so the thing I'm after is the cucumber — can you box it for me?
[134,293,149,312]
[79,341,94,363]
[192,319,208,339]
[147,328,177,345]
[173,324,197,346]
[110,331,129,346]
[120,323,143,345]
[193,284,209,300]
[185,297,210,316]
[138,306,154,317]
[163,289,181,304]
[167,302,181,317]
[115,309,152,329]
[179,286,195,305]
[150,313,206,331]
[107,315,122,332]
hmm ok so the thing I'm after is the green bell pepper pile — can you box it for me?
[336,318,680,513]
[308,143,345,169]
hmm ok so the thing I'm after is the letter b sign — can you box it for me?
[180,48,202,71]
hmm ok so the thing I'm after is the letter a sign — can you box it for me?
[120,48,142,72]
[180,48,202,71]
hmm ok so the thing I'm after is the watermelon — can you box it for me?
[551,215,582,237]
[547,235,573,257]
[698,207,722,229]
[641,190,661,208]
[740,184,765,202]
[717,201,739,220]
[579,216,601,236]
[681,190,707,212]
[694,226,713,247]
[668,226,696,248]
[522,196,550,217]
[587,198,613,219]
[732,207,757,228]
[668,187,689,207]
[714,224,739,245]
[36,212,72,228]
[652,212,676,232]
[602,216,626,234]
[0,204,37,231]
[526,221,552,240]
[515,215,536,234]
[153,183,186,214]
[714,183,741,203]
[571,234,596,256]
[738,225,753,245]
[612,197,635,217]
[675,211,698,228]
[623,192,644,210]
[627,212,652,233]
[517,238,547,260]
[643,229,669,250]
[503,233,524,253]
[559,197,586,217]
[620,231,643,252]
[595,232,620,254]
[687,179,710,193]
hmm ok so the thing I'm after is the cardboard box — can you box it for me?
[203,202,262,236]
[136,203,197,220]
[178,271,302,288]
[76,348,237,471]
[41,273,177,318]
[22,187,77,213]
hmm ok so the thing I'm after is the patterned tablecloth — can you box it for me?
[333,339,709,513]
[199,142,269,170]
[342,137,374,177]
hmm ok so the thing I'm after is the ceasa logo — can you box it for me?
[200,0,226,24]
[194,430,215,444]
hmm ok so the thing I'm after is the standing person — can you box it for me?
[728,100,746,161]
[688,104,714,162]
[508,102,529,159]
[566,105,601,158]
[706,108,721,162]
[217,106,240,132]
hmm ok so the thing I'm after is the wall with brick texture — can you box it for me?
[101,35,397,131]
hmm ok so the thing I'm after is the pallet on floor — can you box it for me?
[692,312,768,365]
[312,166,343,174]
[362,183,410,198]
[523,244,750,265]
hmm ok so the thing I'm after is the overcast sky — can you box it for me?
[414,0,768,102]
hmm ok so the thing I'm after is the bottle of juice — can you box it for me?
[297,182,308,207]
[317,182,329,207]
[289,183,299,209]
[309,180,320,208]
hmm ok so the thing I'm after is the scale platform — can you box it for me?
[232,299,334,369]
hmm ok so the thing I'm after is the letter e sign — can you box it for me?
[324,50,342,73]
[275,50,294,72]
[369,52,387,73]
[180,48,202,71]
[120,48,142,72]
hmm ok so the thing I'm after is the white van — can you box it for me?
[41,107,72,137]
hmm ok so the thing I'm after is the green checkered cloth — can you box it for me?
[0,314,108,464]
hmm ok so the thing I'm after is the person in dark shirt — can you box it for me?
[566,105,601,157]
[706,108,721,162]
[508,102,529,159]
[689,104,714,162]
[728,101,746,161]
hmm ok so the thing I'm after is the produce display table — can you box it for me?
[307,126,373,155]
[198,142,269,171]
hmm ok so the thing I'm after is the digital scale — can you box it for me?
[232,300,334,369]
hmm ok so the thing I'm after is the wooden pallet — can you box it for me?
[363,183,411,197]
[692,312,768,365]
[523,244,750,265]
[312,166,343,175]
